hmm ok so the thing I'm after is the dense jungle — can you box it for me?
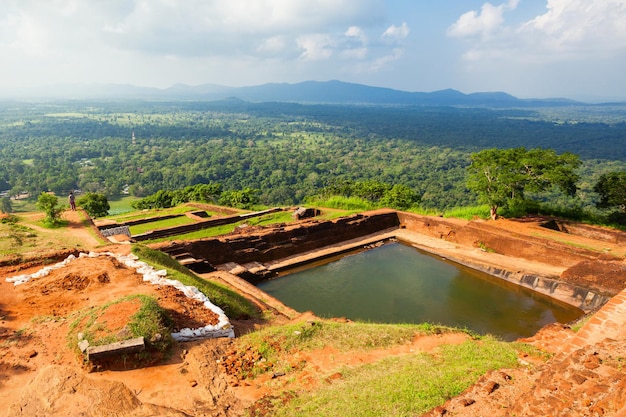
[1,100,625,213]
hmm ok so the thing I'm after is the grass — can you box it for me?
[106,195,141,216]
[530,232,603,253]
[129,215,196,235]
[0,213,90,259]
[235,320,481,381]
[306,196,376,212]
[139,210,296,243]
[105,203,198,222]
[278,339,517,417]
[238,320,521,417]
[571,314,592,332]
[67,294,174,354]
[238,320,451,377]
[443,205,491,220]
[6,198,39,213]
[0,217,37,255]
[131,244,259,319]
[240,321,457,356]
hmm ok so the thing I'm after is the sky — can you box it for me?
[1,0,625,101]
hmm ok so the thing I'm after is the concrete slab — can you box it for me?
[86,337,145,362]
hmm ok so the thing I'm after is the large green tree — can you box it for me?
[594,171,626,213]
[467,148,581,219]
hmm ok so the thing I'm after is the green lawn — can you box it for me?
[129,215,197,235]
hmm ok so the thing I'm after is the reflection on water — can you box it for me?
[257,242,583,341]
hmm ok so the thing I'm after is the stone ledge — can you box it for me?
[86,337,145,362]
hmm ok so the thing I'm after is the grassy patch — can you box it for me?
[0,218,38,255]
[242,320,453,353]
[0,214,87,258]
[67,294,173,357]
[443,205,491,220]
[129,215,196,235]
[106,204,197,222]
[234,320,466,380]
[140,211,297,243]
[306,196,376,211]
[571,314,592,332]
[262,336,518,417]
[131,245,259,319]
[6,198,38,213]
[106,195,141,216]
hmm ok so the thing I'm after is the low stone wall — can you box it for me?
[159,212,400,266]
[133,208,284,241]
[397,212,602,268]
[396,212,614,312]
[440,257,610,312]
[156,210,617,312]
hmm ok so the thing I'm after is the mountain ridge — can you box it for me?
[0,80,616,107]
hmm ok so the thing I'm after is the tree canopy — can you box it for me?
[467,148,581,219]
[0,101,624,215]
[594,171,626,213]
[77,193,110,218]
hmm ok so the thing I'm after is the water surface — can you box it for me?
[257,242,583,340]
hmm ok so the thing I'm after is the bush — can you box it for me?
[36,192,62,225]
[77,192,110,218]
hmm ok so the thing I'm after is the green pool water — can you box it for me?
[257,242,583,340]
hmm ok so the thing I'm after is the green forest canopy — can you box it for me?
[0,100,625,213]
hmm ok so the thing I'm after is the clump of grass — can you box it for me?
[570,314,592,332]
[510,341,553,361]
[131,244,259,319]
[443,205,491,220]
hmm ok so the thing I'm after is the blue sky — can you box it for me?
[1,0,625,100]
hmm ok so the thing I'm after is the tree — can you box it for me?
[594,171,626,213]
[77,192,110,218]
[218,188,260,209]
[36,192,61,225]
[380,184,421,210]
[0,196,12,214]
[467,148,580,220]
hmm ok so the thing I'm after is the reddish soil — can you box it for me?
[1,209,626,416]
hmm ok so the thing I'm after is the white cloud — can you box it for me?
[446,0,626,98]
[346,26,368,45]
[296,34,335,61]
[100,0,387,57]
[382,22,410,42]
[450,0,626,60]
[521,0,626,54]
[447,0,518,39]
[0,0,412,89]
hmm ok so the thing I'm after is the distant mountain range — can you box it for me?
[0,80,611,107]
